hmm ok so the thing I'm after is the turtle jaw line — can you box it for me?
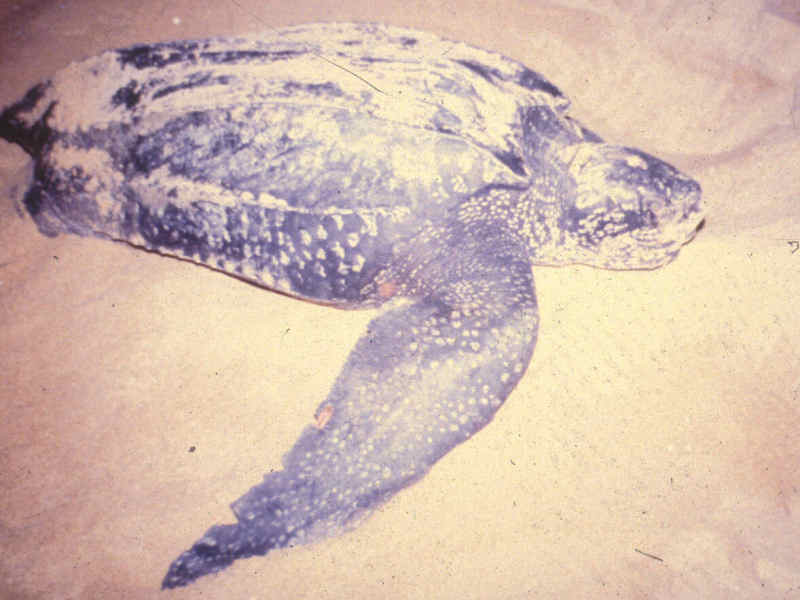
[681,217,705,245]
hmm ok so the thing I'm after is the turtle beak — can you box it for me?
[675,177,704,243]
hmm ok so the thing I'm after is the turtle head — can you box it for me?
[528,142,704,270]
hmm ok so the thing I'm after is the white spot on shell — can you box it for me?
[258,192,290,210]
[242,263,257,279]
[261,270,275,286]
[330,242,345,259]
[626,154,648,169]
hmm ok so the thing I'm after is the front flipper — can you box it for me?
[162,231,538,588]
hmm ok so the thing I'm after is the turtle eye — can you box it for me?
[643,208,658,228]
[637,194,661,228]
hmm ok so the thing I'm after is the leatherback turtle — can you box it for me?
[0,23,704,588]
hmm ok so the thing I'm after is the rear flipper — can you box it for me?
[162,233,538,588]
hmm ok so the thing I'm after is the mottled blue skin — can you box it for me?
[0,23,703,589]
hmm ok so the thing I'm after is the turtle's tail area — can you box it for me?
[0,83,55,157]
[1,83,57,227]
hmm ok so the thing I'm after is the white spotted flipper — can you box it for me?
[162,226,537,587]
